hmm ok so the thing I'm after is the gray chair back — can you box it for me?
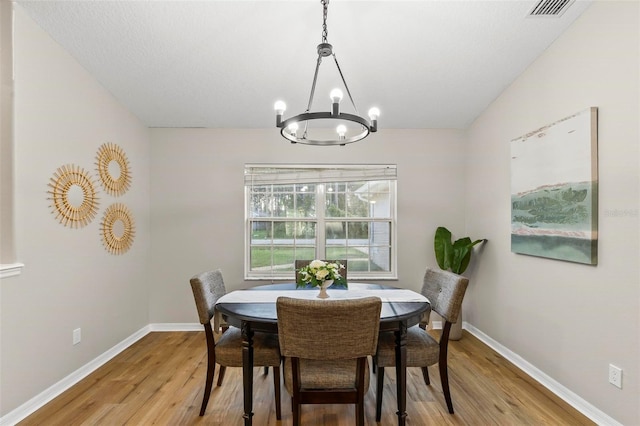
[189,269,227,325]
[420,267,469,324]
[277,296,381,360]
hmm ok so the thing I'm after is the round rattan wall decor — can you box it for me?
[96,142,131,196]
[100,203,135,255]
[47,164,99,228]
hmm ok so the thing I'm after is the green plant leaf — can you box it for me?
[434,226,453,270]
[434,225,486,274]
[451,237,471,274]
[453,238,486,274]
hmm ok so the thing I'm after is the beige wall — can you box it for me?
[2,1,638,424]
[0,1,15,265]
[465,2,639,424]
[148,128,467,322]
[0,6,151,415]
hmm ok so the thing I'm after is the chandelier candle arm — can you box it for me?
[330,88,343,117]
[274,100,286,127]
[368,107,380,132]
[273,0,380,146]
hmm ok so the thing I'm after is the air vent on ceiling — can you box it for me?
[528,0,574,16]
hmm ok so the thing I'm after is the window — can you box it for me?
[245,165,397,280]
[0,2,22,278]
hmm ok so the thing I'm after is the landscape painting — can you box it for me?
[510,107,598,265]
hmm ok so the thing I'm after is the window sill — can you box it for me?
[1,263,24,279]
[245,276,399,281]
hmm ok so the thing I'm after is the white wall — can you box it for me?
[0,6,151,415]
[148,128,467,322]
[465,2,639,424]
[0,1,15,264]
[3,1,637,424]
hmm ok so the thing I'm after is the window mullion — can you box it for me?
[316,184,326,258]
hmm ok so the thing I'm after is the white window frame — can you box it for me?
[0,2,22,278]
[244,164,397,281]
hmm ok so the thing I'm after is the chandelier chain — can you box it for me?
[321,0,328,43]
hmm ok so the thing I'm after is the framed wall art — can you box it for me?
[510,107,598,265]
[100,203,135,255]
[96,142,131,197]
[47,164,99,228]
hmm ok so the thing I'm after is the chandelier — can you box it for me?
[274,0,380,146]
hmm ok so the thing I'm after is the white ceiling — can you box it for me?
[16,0,592,130]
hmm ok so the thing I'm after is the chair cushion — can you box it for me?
[282,357,370,396]
[215,326,281,367]
[375,326,439,367]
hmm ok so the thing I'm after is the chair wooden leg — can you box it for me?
[375,366,385,422]
[273,366,282,420]
[421,366,430,385]
[439,322,454,414]
[356,403,365,426]
[356,358,366,426]
[199,349,215,415]
[292,398,300,426]
[216,365,227,386]
[292,358,301,426]
[200,323,217,416]
[439,359,454,414]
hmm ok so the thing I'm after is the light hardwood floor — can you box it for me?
[19,330,594,425]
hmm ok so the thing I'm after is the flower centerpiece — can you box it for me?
[297,259,346,298]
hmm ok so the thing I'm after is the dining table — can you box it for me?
[214,282,431,426]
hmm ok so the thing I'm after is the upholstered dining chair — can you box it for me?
[189,269,282,418]
[276,296,381,426]
[374,267,469,418]
[294,259,348,285]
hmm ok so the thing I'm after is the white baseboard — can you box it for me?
[0,322,620,426]
[0,325,151,426]
[149,322,202,332]
[463,323,622,426]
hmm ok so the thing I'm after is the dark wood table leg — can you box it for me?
[242,321,254,426]
[395,321,408,426]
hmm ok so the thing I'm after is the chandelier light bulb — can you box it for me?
[336,124,347,139]
[368,107,380,121]
[275,100,287,126]
[330,88,343,103]
[274,101,287,114]
[287,122,299,136]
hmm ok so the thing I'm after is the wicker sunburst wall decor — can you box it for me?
[96,142,131,196]
[100,203,135,255]
[47,164,99,228]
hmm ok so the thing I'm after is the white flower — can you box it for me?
[309,259,326,269]
[297,259,346,288]
[315,269,329,280]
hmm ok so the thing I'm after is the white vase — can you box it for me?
[317,280,333,299]
[449,308,463,340]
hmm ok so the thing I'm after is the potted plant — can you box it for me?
[297,260,347,299]
[433,226,486,339]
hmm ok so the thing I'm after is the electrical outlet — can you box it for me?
[73,328,81,345]
[609,364,622,388]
